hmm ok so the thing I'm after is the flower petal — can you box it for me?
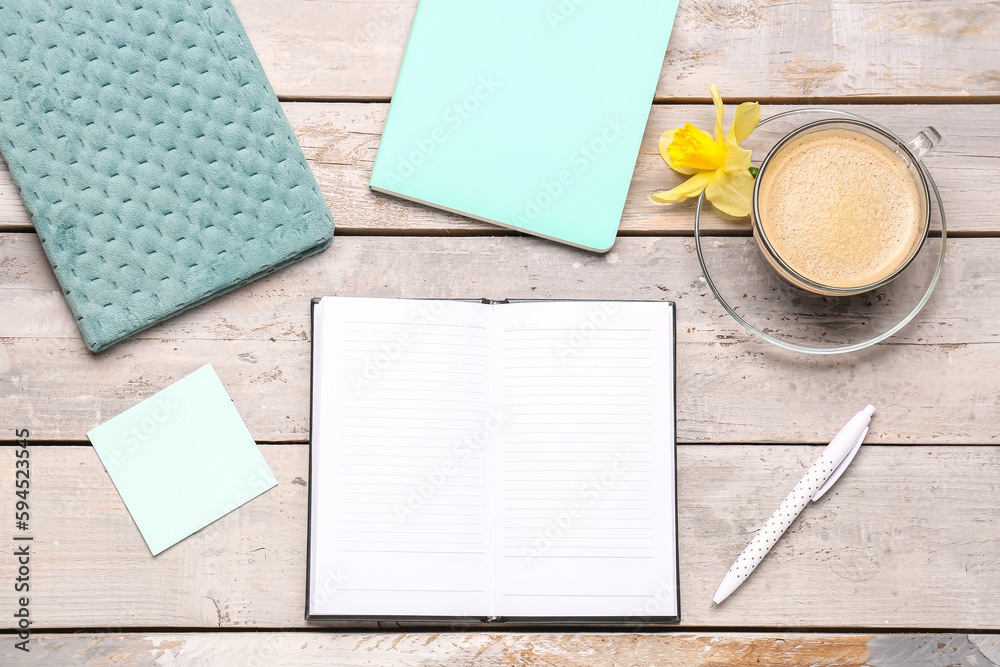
[658,129,700,175]
[668,123,726,171]
[651,170,714,203]
[731,102,760,142]
[671,163,700,176]
[723,133,752,172]
[705,168,754,217]
[658,129,678,164]
[709,84,724,143]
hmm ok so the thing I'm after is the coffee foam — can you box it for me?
[756,128,925,288]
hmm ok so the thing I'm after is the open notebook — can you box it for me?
[307,297,678,622]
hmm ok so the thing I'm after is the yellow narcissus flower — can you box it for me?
[651,85,761,217]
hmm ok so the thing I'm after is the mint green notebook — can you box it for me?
[370,0,679,252]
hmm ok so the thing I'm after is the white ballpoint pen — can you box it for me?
[712,404,876,606]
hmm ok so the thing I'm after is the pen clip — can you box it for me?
[811,427,867,502]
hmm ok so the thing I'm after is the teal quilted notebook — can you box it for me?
[0,0,335,352]
[370,0,679,252]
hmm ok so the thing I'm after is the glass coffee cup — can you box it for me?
[750,114,940,297]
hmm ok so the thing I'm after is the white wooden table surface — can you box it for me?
[2,1,1000,664]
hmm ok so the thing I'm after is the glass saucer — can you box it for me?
[693,109,947,355]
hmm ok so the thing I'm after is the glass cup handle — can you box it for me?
[906,126,942,161]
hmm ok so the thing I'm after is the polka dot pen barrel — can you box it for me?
[712,405,876,606]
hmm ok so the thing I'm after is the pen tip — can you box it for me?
[709,601,717,608]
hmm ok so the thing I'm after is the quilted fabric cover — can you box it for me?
[0,0,335,352]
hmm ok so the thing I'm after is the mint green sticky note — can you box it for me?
[87,364,277,555]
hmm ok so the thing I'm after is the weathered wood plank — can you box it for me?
[229,0,1000,101]
[0,103,995,235]
[6,633,1000,666]
[1,444,999,629]
[3,234,999,444]
[0,633,879,666]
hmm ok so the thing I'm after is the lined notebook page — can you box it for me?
[310,297,677,620]
[492,301,676,618]
[309,297,497,617]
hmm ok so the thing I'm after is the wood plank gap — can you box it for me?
[330,229,747,239]
[5,227,984,239]
[3,625,999,634]
[276,96,391,104]
[271,95,1000,105]
[935,230,1000,239]
[0,223,32,233]
[653,96,1000,106]
[333,228,519,238]
[6,440,1000,448]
